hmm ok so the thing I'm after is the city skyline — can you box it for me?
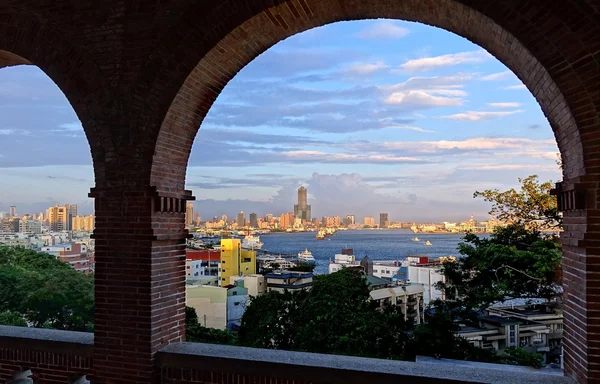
[0,20,560,221]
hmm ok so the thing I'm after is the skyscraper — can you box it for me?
[379,213,389,229]
[65,204,77,230]
[237,211,245,228]
[185,202,194,226]
[9,206,16,217]
[249,213,258,228]
[293,186,311,222]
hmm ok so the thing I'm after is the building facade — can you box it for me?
[265,271,314,293]
[219,239,256,286]
[18,218,42,234]
[72,214,95,231]
[41,243,94,273]
[293,186,311,222]
[370,283,425,325]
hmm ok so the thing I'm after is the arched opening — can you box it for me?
[149,2,596,382]
[0,60,96,337]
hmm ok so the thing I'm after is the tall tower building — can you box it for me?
[65,204,78,230]
[237,211,245,228]
[379,213,389,229]
[249,213,258,228]
[9,206,16,217]
[185,202,194,226]
[293,186,312,222]
[47,204,68,231]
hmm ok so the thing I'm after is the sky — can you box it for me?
[0,20,560,222]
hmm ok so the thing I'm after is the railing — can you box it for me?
[0,326,92,383]
[0,326,573,384]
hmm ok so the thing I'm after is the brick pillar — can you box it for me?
[91,183,192,383]
[557,180,600,383]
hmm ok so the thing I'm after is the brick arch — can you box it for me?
[144,1,599,382]
[149,0,598,194]
[0,11,117,185]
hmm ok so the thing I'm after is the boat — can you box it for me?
[242,234,263,250]
[316,230,326,240]
[412,237,420,242]
[298,249,316,264]
[425,240,432,246]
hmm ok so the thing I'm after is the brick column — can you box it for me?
[557,180,600,383]
[90,184,192,383]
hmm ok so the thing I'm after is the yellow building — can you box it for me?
[72,214,95,231]
[219,239,256,286]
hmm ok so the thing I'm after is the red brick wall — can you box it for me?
[0,344,92,384]
[0,1,598,383]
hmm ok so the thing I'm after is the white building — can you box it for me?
[370,283,425,325]
[328,251,361,273]
[229,274,265,297]
[19,219,42,235]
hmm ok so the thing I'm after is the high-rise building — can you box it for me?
[293,186,312,222]
[185,202,194,226]
[380,213,389,228]
[65,204,77,230]
[9,206,16,217]
[280,212,294,229]
[343,215,355,226]
[249,213,258,228]
[237,211,245,227]
[72,214,95,231]
[195,213,201,226]
[47,204,68,231]
[364,217,375,227]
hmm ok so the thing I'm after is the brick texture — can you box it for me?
[0,1,598,383]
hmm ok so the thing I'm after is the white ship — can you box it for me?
[412,237,420,242]
[298,249,316,264]
[425,240,432,246]
[242,234,263,250]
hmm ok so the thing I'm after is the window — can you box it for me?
[222,269,226,272]
[222,260,225,264]
[509,325,516,345]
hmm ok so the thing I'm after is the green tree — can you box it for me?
[0,311,27,326]
[0,246,94,331]
[185,306,238,345]
[473,175,560,230]
[438,226,561,311]
[502,347,544,368]
[288,263,316,272]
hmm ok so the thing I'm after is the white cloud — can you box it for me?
[441,110,523,121]
[384,91,462,108]
[487,102,521,108]
[281,150,430,164]
[357,21,410,39]
[0,129,15,135]
[481,71,511,81]
[504,84,527,90]
[54,122,83,132]
[345,61,389,74]
[398,50,491,73]
[459,164,559,172]
[346,137,556,154]
[384,125,435,133]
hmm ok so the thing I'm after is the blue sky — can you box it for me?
[0,20,559,221]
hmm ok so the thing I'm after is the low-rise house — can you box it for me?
[370,283,425,325]
[456,303,563,365]
[186,280,249,331]
[265,271,314,293]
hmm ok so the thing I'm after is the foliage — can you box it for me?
[503,347,544,368]
[408,300,499,363]
[185,306,238,345]
[242,269,424,360]
[474,175,561,230]
[0,311,27,326]
[437,225,562,310]
[288,263,316,272]
[0,246,94,331]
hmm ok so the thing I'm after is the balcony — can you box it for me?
[0,326,573,384]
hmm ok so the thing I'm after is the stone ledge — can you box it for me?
[0,325,93,355]
[158,342,574,384]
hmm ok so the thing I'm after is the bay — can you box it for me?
[259,229,486,275]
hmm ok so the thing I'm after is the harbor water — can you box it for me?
[259,229,488,275]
